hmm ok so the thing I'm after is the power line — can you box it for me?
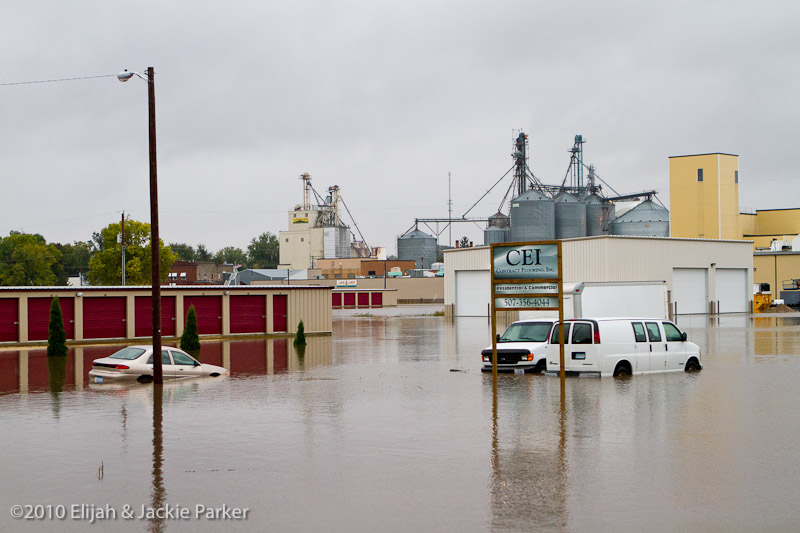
[0,74,116,87]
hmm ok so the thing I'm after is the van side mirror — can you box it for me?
[681,332,687,341]
[496,334,501,342]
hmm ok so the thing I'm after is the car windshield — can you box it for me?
[108,347,146,360]
[499,322,553,342]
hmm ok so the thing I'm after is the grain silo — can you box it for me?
[585,194,615,236]
[397,229,437,268]
[554,191,586,239]
[609,199,669,237]
[510,190,555,241]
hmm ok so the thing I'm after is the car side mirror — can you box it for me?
[496,334,501,342]
[681,332,687,342]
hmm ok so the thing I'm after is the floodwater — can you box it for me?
[1,311,800,531]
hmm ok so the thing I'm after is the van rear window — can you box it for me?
[550,323,571,344]
[572,323,593,344]
[632,322,647,342]
[645,322,662,342]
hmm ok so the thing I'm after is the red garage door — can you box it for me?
[332,292,342,307]
[272,295,287,333]
[357,292,369,307]
[0,299,19,342]
[343,293,355,308]
[184,296,222,335]
[134,296,177,338]
[83,297,127,339]
[28,297,75,341]
[371,292,383,307]
[230,295,266,334]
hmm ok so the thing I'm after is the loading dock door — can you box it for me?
[672,268,708,315]
[716,268,748,313]
[455,270,490,317]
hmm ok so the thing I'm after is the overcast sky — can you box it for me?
[2,1,798,255]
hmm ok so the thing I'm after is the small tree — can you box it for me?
[47,296,68,357]
[181,305,201,358]
[294,319,306,347]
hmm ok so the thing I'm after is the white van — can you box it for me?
[545,318,702,377]
[481,319,557,373]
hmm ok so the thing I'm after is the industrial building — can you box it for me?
[444,235,753,316]
[398,133,671,258]
[279,174,371,270]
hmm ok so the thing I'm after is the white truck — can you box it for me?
[482,281,669,373]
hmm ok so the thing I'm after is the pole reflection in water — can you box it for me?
[150,384,166,533]
[488,374,568,530]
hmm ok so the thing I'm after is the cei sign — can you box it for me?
[492,243,558,280]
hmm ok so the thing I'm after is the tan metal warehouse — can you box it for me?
[444,235,754,316]
[0,285,331,345]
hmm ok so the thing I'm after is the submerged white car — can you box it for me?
[481,319,557,373]
[89,345,228,383]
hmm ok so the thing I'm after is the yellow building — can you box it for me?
[739,208,800,250]
[669,153,740,240]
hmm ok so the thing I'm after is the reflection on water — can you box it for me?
[0,336,333,396]
[2,316,800,531]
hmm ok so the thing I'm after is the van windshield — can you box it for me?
[499,322,553,343]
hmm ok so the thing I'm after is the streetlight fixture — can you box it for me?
[118,67,163,384]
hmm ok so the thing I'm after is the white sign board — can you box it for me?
[492,243,559,280]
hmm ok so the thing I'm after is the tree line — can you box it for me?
[0,219,281,286]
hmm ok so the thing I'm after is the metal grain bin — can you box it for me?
[609,199,669,237]
[554,191,586,239]
[397,229,437,269]
[483,225,509,246]
[488,211,510,229]
[585,194,615,236]
[510,190,555,242]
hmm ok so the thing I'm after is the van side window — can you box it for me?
[572,323,592,344]
[645,322,662,342]
[662,322,683,342]
[632,322,647,342]
[550,323,571,344]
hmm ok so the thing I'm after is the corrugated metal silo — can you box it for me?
[397,229,437,268]
[483,226,509,246]
[488,211,510,229]
[510,190,555,242]
[609,199,669,237]
[585,194,615,236]
[554,191,586,239]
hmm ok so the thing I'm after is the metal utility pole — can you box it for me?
[147,67,162,385]
[448,172,452,248]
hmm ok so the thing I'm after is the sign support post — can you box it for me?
[490,241,565,389]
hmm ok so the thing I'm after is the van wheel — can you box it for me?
[613,363,631,378]
[532,360,546,374]
[685,359,701,372]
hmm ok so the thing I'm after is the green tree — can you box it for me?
[47,296,68,357]
[0,232,61,286]
[247,232,280,269]
[87,219,176,285]
[195,244,212,262]
[54,241,93,285]
[180,305,201,357]
[214,246,247,266]
[458,236,471,248]
[294,319,306,347]
[169,242,196,261]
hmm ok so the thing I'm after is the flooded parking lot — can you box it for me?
[1,311,800,531]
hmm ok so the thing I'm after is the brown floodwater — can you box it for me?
[1,312,799,531]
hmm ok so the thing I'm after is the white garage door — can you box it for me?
[455,270,490,316]
[716,268,748,313]
[672,268,708,315]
